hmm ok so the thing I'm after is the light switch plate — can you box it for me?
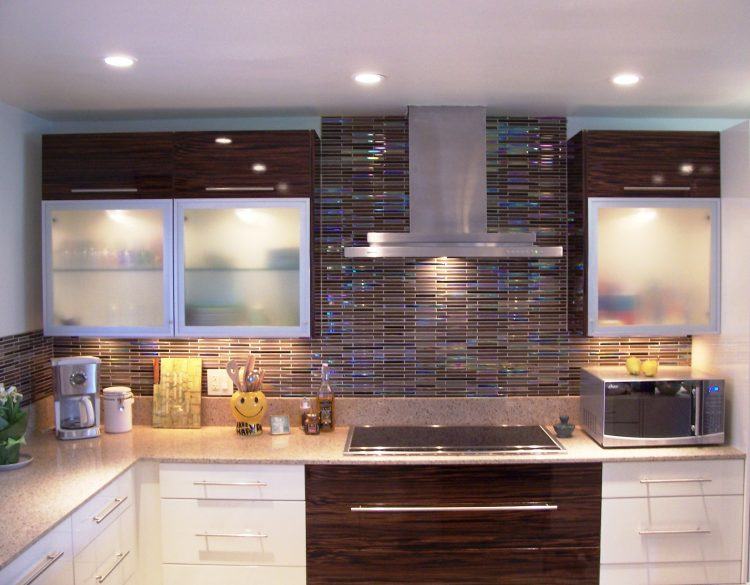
[207,369,235,396]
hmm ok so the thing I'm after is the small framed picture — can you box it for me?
[270,415,291,435]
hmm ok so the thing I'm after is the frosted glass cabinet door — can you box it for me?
[42,200,174,337]
[175,198,311,337]
[588,198,720,336]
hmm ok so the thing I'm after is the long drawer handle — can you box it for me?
[623,186,691,191]
[193,480,268,487]
[95,550,129,583]
[195,531,268,538]
[93,496,128,524]
[350,504,558,513]
[16,551,64,585]
[204,186,275,192]
[639,527,712,535]
[70,188,139,193]
[640,478,712,484]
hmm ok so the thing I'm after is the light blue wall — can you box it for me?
[44,115,320,135]
[567,117,745,138]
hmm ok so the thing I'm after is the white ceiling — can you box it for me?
[1,0,749,120]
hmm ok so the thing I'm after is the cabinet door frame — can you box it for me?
[174,197,311,338]
[42,199,175,338]
[587,197,720,337]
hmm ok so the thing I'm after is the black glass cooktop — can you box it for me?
[345,425,564,455]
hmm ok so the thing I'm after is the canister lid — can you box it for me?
[102,386,133,399]
[51,356,101,366]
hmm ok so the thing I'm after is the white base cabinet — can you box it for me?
[159,463,306,583]
[0,517,73,585]
[601,459,745,585]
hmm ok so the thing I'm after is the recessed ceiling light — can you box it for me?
[353,72,385,85]
[611,72,642,86]
[215,136,232,144]
[251,163,267,173]
[104,55,136,68]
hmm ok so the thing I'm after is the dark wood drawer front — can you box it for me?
[584,131,720,198]
[43,133,174,199]
[174,131,315,197]
[307,464,601,584]
[308,546,601,584]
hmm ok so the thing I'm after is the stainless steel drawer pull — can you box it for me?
[195,531,268,538]
[16,551,64,585]
[70,188,139,193]
[95,551,129,583]
[204,186,275,192]
[93,496,128,524]
[640,478,712,484]
[623,186,691,191]
[193,480,268,487]
[639,527,712,535]
[350,504,558,513]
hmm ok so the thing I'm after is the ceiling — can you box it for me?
[1,0,749,120]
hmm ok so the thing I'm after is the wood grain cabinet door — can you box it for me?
[173,131,316,198]
[42,133,174,199]
[583,131,720,198]
[306,464,602,584]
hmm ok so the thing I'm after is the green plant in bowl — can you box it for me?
[0,384,27,465]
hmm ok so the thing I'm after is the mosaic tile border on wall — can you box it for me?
[0,330,53,405]
[51,116,691,398]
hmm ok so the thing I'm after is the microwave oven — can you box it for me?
[580,366,724,448]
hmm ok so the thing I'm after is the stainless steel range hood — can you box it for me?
[344,106,563,259]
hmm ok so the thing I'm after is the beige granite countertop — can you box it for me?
[0,425,743,570]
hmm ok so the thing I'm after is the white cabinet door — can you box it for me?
[160,499,306,566]
[174,198,311,338]
[163,564,306,585]
[587,197,720,336]
[74,506,137,585]
[0,517,73,585]
[42,199,174,337]
[601,561,742,585]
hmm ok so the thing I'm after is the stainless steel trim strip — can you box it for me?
[93,496,128,524]
[623,186,691,191]
[204,186,275,192]
[639,528,711,535]
[70,188,138,193]
[16,551,64,585]
[640,478,712,484]
[195,531,268,538]
[193,480,268,487]
[350,504,558,513]
[95,551,129,583]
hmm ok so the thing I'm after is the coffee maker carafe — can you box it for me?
[52,356,101,440]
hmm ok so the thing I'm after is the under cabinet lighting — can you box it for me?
[252,163,267,173]
[353,72,385,85]
[611,72,642,86]
[215,137,233,145]
[104,55,136,68]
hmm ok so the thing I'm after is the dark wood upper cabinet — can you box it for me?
[43,133,174,200]
[575,130,720,198]
[173,130,317,198]
[306,463,602,584]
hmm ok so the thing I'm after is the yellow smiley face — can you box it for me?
[230,390,267,424]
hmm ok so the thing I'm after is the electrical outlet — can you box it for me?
[207,369,235,396]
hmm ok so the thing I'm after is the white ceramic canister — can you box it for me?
[102,386,134,433]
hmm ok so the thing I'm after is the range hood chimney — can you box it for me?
[344,106,563,258]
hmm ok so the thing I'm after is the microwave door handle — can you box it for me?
[693,386,700,436]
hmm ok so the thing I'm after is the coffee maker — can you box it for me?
[52,356,101,440]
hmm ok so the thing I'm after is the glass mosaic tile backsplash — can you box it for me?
[46,116,691,398]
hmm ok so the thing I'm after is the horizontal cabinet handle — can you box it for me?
[193,480,268,487]
[350,504,558,513]
[195,531,268,538]
[96,551,129,583]
[204,186,275,192]
[93,496,128,524]
[640,478,712,484]
[70,188,139,193]
[639,527,712,535]
[623,186,691,191]
[16,551,64,585]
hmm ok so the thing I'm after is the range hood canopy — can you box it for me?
[344,106,563,259]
